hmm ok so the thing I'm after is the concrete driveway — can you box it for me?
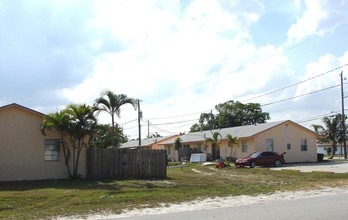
[270,160,348,173]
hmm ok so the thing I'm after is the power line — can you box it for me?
[139,64,347,122]
[133,83,344,134]
[146,24,348,102]
[119,118,137,125]
[143,110,211,121]
[149,118,198,126]
[295,110,341,124]
[261,84,341,107]
[150,125,178,135]
[143,84,344,134]
[243,64,348,103]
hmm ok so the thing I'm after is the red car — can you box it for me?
[235,151,286,168]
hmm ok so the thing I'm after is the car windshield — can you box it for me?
[249,152,261,158]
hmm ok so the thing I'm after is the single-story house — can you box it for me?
[159,120,318,163]
[317,143,346,157]
[120,135,178,150]
[0,103,87,181]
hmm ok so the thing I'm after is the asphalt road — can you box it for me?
[112,191,348,220]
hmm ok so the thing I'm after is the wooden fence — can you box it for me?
[87,148,167,179]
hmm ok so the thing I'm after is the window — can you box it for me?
[266,139,274,152]
[287,143,291,150]
[45,139,60,161]
[301,139,307,151]
[242,140,248,153]
[197,143,203,153]
[261,152,275,157]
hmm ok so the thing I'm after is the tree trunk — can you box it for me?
[111,114,115,148]
[60,132,72,178]
[72,140,77,178]
[329,145,337,159]
[74,140,83,179]
[73,139,82,178]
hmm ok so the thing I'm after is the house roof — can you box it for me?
[0,103,44,116]
[160,120,317,145]
[120,136,175,148]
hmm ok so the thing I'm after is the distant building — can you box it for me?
[159,120,318,163]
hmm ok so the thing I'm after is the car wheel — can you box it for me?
[275,160,282,167]
[250,161,256,168]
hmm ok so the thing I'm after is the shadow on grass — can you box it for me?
[0,177,176,191]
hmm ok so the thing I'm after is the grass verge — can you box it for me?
[1,164,348,219]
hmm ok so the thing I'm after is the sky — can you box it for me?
[1,0,348,140]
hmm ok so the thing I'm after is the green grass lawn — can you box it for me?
[1,164,348,219]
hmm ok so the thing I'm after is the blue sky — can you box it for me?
[1,0,348,139]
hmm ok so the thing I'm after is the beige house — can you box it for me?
[0,103,87,181]
[159,120,318,163]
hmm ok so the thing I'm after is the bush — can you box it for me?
[317,153,324,162]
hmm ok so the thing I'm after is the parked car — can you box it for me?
[235,151,286,168]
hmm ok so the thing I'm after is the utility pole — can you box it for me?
[137,99,142,147]
[148,120,150,138]
[340,71,347,159]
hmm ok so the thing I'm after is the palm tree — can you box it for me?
[204,132,222,161]
[312,114,344,159]
[41,111,72,177]
[65,104,97,177]
[174,137,182,150]
[94,90,136,148]
[41,104,97,179]
[173,137,182,160]
[226,134,239,158]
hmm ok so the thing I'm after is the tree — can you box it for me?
[94,90,136,148]
[148,132,162,138]
[91,123,129,148]
[90,124,112,148]
[190,100,270,132]
[226,134,239,158]
[65,104,97,178]
[174,137,182,150]
[41,111,72,177]
[190,111,216,132]
[204,132,222,161]
[41,104,97,179]
[312,114,345,159]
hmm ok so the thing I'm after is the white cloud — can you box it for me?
[2,0,348,137]
[295,53,341,97]
[287,0,348,44]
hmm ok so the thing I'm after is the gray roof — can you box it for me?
[160,120,288,145]
[120,136,172,148]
